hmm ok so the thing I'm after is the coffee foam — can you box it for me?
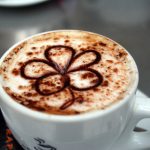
[0,30,136,115]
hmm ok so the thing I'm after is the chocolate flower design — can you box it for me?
[20,45,103,109]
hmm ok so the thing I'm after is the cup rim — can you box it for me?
[0,30,139,122]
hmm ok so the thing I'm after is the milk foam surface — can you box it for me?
[0,30,136,115]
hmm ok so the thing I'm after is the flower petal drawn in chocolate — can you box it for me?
[44,45,75,74]
[68,50,101,72]
[35,74,69,96]
[69,68,103,91]
[20,59,58,79]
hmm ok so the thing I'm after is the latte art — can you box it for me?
[0,30,136,115]
[20,45,103,109]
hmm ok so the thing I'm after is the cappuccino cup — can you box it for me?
[0,30,150,150]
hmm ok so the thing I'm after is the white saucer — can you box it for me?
[111,90,150,150]
[0,0,48,7]
[136,90,150,130]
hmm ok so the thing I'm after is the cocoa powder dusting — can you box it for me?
[41,81,55,87]
[31,47,36,50]
[93,88,100,92]
[26,52,33,56]
[12,68,19,76]
[24,92,33,97]
[118,51,127,58]
[81,72,95,79]
[105,75,111,78]
[93,43,98,46]
[65,40,70,43]
[113,68,118,73]
[54,37,59,40]
[106,60,113,63]
[91,79,98,84]
[18,62,24,66]
[18,85,28,90]
[102,80,109,87]
[113,43,117,46]
[99,42,107,47]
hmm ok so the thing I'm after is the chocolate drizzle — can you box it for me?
[60,88,75,110]
[20,45,103,110]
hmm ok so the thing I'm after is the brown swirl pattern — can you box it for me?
[20,45,103,110]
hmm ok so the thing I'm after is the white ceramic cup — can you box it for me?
[0,31,150,150]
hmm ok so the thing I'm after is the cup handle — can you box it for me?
[112,96,150,150]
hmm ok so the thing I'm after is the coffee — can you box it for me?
[0,30,136,115]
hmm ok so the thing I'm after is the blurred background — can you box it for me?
[0,0,149,96]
